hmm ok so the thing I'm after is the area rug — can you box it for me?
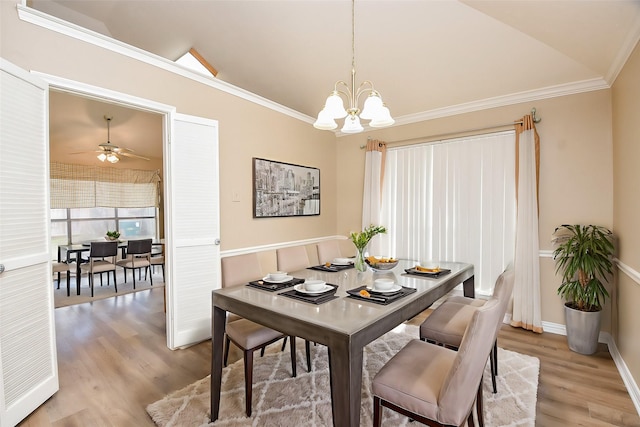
[147,325,539,427]
[54,272,164,308]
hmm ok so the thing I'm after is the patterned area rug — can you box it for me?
[147,325,539,427]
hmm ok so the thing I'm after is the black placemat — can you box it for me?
[280,284,339,305]
[346,285,417,305]
[308,264,354,272]
[403,268,451,278]
[247,277,305,292]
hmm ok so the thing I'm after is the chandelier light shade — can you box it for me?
[313,0,394,133]
[97,116,120,163]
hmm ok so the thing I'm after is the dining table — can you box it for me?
[210,259,474,427]
[57,240,164,295]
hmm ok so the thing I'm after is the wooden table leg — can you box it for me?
[463,275,475,298]
[328,339,363,427]
[210,305,225,422]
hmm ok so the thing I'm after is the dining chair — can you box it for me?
[372,297,504,427]
[52,261,71,296]
[117,239,153,289]
[148,243,165,281]
[80,241,118,297]
[419,268,515,394]
[276,246,311,272]
[221,253,310,417]
[316,240,343,265]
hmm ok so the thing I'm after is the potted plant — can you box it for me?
[105,230,121,241]
[349,225,387,272]
[552,224,614,354]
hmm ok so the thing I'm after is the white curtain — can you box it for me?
[379,131,516,295]
[511,116,543,333]
[361,140,386,255]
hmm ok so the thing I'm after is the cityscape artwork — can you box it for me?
[253,158,320,218]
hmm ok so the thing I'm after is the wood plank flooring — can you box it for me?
[19,286,640,427]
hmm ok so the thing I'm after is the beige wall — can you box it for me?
[1,0,337,251]
[612,41,640,390]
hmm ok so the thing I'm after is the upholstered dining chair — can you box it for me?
[372,297,505,427]
[276,245,311,272]
[316,240,343,265]
[80,241,118,297]
[52,261,71,296]
[116,239,153,289]
[148,244,164,280]
[221,252,310,417]
[419,268,515,394]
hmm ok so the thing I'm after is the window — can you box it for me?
[378,131,516,295]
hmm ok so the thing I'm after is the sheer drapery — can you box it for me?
[50,162,161,208]
[510,116,543,333]
[378,131,516,295]
[362,140,386,255]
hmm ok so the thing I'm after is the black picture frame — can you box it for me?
[253,158,320,218]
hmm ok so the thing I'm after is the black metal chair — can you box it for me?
[80,241,118,297]
[117,239,153,289]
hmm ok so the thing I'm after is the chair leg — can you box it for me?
[149,266,153,286]
[90,273,94,297]
[476,377,484,427]
[244,349,254,417]
[305,340,311,372]
[373,396,383,427]
[161,264,164,280]
[100,272,103,287]
[281,336,288,351]
[56,272,61,289]
[289,336,297,377]
[66,270,70,297]
[113,270,118,293]
[132,268,136,289]
[490,349,497,394]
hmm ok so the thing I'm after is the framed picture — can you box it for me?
[253,158,320,218]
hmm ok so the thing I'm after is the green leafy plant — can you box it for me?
[552,224,614,312]
[349,225,387,251]
[106,230,120,239]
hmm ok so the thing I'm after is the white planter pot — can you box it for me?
[564,303,602,355]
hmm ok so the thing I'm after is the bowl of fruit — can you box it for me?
[365,256,399,271]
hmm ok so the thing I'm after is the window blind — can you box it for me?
[50,162,160,209]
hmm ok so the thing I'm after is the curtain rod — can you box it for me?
[361,107,541,149]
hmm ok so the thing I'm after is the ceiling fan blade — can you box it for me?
[69,150,102,155]
[119,151,150,161]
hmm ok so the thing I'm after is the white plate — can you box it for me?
[294,283,334,295]
[262,275,293,283]
[367,284,402,294]
[332,258,353,266]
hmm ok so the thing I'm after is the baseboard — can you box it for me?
[542,321,640,416]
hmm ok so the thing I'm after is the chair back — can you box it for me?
[126,239,152,256]
[90,241,118,258]
[316,240,342,264]
[490,268,515,337]
[221,253,263,288]
[276,246,310,272]
[438,297,504,426]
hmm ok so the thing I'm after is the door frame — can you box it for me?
[35,71,177,337]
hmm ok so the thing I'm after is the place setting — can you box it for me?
[308,257,355,272]
[347,278,417,305]
[279,279,339,304]
[246,271,304,292]
[404,263,451,278]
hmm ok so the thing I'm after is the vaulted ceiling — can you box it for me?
[33,0,640,161]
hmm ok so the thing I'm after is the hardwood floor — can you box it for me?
[19,286,640,426]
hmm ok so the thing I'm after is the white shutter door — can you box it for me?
[0,59,58,426]
[166,113,220,349]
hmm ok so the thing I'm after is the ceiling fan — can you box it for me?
[72,115,150,163]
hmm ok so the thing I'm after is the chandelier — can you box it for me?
[313,0,394,133]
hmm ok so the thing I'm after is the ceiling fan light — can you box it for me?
[313,109,338,130]
[359,92,383,120]
[369,106,395,128]
[107,153,119,163]
[97,153,107,162]
[341,114,363,134]
[323,91,348,119]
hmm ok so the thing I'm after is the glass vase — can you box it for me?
[354,246,367,272]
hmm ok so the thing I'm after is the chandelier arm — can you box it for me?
[354,81,377,104]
